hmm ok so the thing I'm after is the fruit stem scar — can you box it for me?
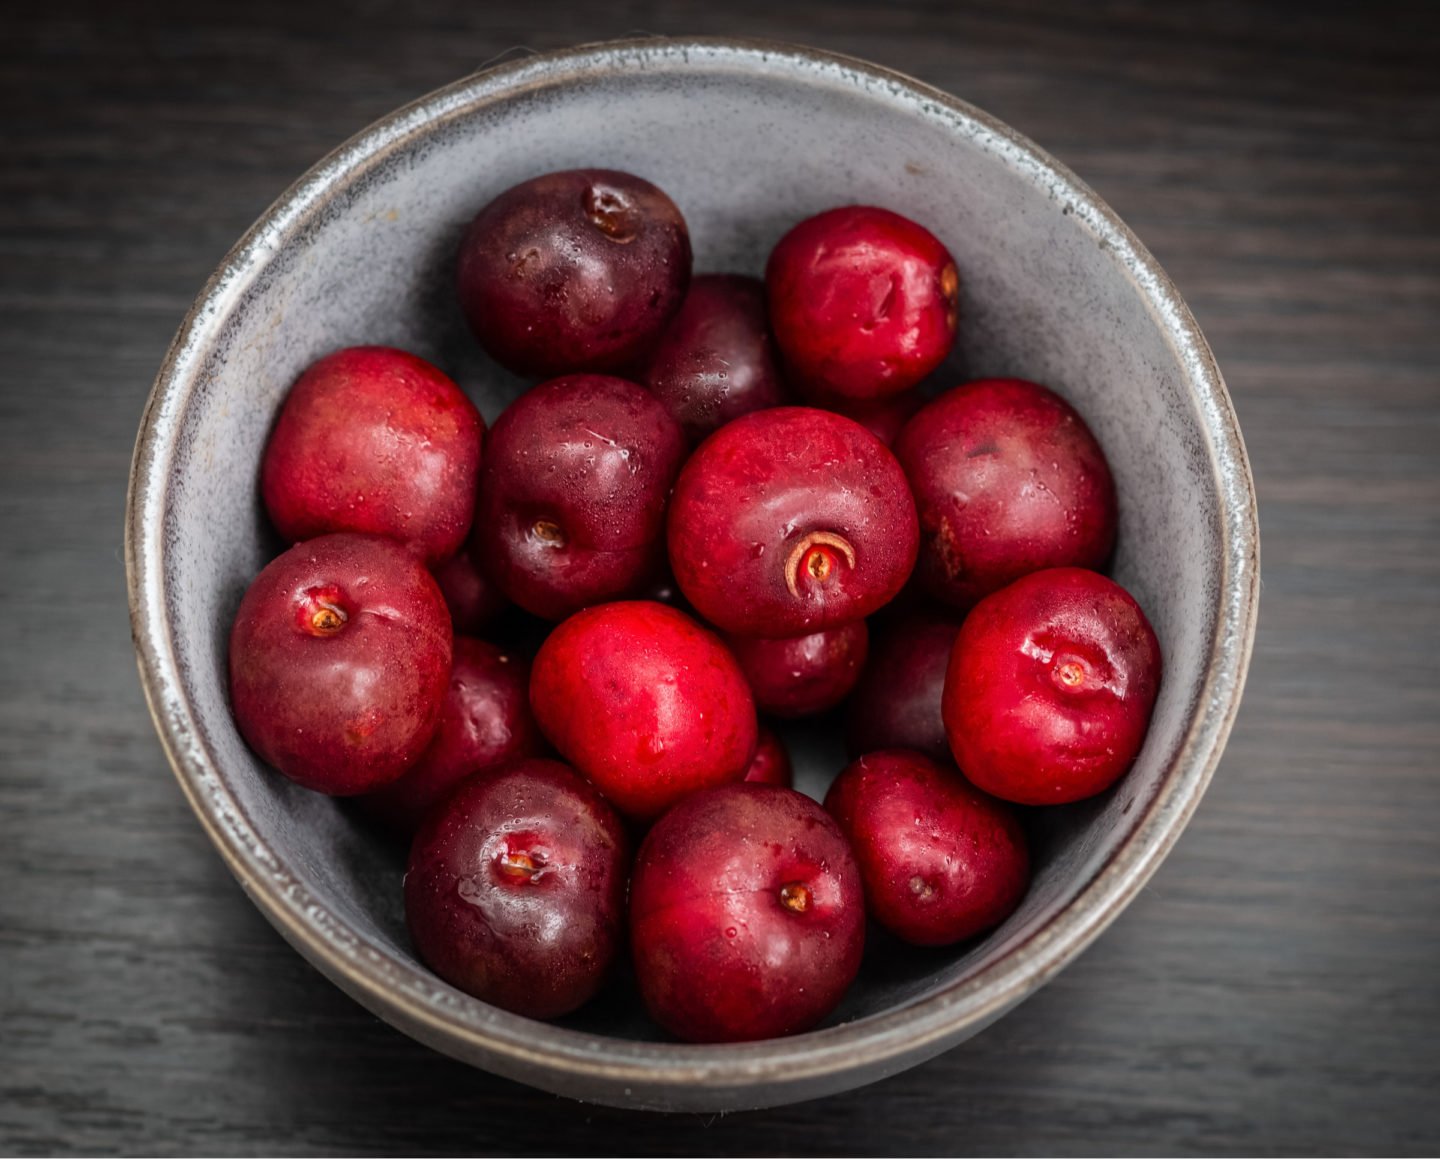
[311,602,347,633]
[1056,659,1086,688]
[531,518,565,546]
[784,531,857,598]
[497,850,542,880]
[779,882,812,913]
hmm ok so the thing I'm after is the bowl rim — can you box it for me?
[125,35,1260,1100]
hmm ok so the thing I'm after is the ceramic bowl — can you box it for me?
[126,37,1258,1112]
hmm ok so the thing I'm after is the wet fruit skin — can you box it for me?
[808,386,925,447]
[766,206,958,400]
[529,601,758,821]
[228,533,452,795]
[629,783,865,1042]
[472,375,688,621]
[358,637,545,836]
[457,169,691,377]
[728,619,869,718]
[260,346,484,565]
[825,750,1029,946]
[432,548,507,635]
[894,378,1117,610]
[667,407,920,636]
[631,274,788,442]
[846,613,961,761]
[405,759,629,1020]
[943,567,1162,805]
[743,726,793,787]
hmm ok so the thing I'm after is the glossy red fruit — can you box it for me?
[405,759,628,1020]
[359,637,544,835]
[728,620,869,718]
[846,613,961,761]
[260,347,483,565]
[894,378,1117,609]
[228,534,451,795]
[630,783,864,1042]
[457,169,691,377]
[529,601,758,821]
[826,750,1028,946]
[631,274,787,441]
[432,548,507,634]
[943,567,1162,805]
[743,726,793,787]
[805,385,925,447]
[667,407,919,636]
[472,375,687,621]
[766,206,958,399]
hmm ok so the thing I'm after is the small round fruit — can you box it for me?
[743,726,793,787]
[766,206,958,399]
[728,620,869,718]
[630,783,864,1042]
[260,346,483,564]
[457,169,691,376]
[405,759,628,1020]
[433,548,507,634]
[894,378,1117,609]
[807,386,925,447]
[359,637,544,835]
[529,601,758,821]
[228,533,452,795]
[846,613,961,761]
[825,750,1029,946]
[632,274,787,441]
[943,567,1162,805]
[667,407,919,636]
[472,375,687,621]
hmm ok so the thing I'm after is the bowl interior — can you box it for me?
[134,41,1247,1107]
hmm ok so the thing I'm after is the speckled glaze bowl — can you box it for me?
[126,38,1258,1112]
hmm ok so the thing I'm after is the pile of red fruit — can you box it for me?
[227,169,1162,1043]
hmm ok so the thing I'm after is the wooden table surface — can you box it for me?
[3,1,1438,1153]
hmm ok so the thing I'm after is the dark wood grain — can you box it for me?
[3,0,1439,1153]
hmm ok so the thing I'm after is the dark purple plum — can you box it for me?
[472,375,688,620]
[359,637,544,836]
[743,726,793,787]
[728,620,869,718]
[846,612,961,761]
[457,169,691,376]
[632,274,787,441]
[405,759,629,1019]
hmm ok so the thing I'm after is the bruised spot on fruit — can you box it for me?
[583,183,639,243]
[909,874,938,903]
[784,531,857,599]
[779,882,812,914]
